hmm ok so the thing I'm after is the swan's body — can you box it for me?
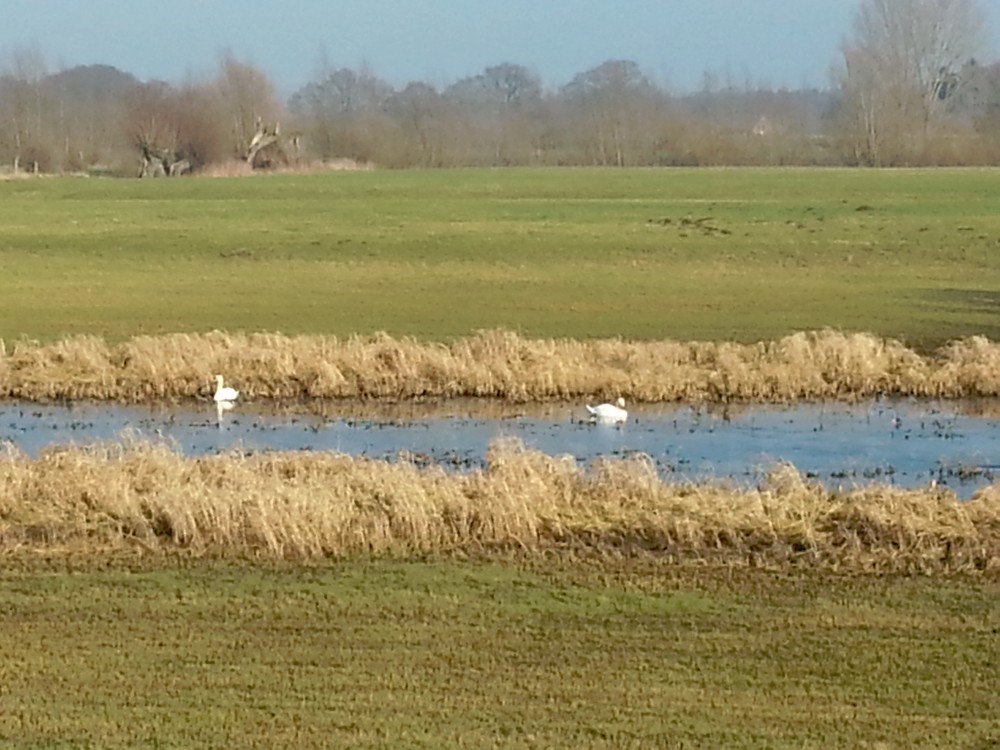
[586,397,627,423]
[213,374,239,403]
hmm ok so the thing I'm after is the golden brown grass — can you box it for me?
[1,437,997,573]
[3,329,1000,404]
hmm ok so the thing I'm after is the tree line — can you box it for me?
[2,0,998,175]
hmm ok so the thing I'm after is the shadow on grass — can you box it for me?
[920,287,1000,345]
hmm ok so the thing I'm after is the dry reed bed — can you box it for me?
[3,329,1000,404]
[1,438,997,573]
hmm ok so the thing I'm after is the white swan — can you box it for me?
[213,374,239,403]
[586,397,627,423]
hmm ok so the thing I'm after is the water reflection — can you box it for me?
[2,397,999,497]
[215,399,235,427]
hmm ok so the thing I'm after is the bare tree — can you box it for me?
[958,60,1000,158]
[124,81,188,176]
[288,65,392,162]
[214,54,283,162]
[444,63,544,164]
[559,60,665,166]
[837,0,987,164]
[0,45,50,172]
[125,78,236,176]
[385,82,449,166]
[47,64,139,172]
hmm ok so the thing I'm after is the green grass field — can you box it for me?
[0,559,996,749]
[3,168,1000,347]
[4,168,1000,747]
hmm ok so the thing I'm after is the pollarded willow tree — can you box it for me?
[215,54,286,164]
[838,0,988,164]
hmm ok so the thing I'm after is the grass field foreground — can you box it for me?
[3,168,1000,346]
[0,559,996,748]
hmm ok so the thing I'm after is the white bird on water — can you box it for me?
[586,397,628,424]
[213,375,238,427]
[213,374,239,403]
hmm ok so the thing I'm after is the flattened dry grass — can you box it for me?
[1,438,997,574]
[3,328,1000,403]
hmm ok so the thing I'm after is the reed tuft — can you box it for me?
[5,329,1000,404]
[0,438,996,572]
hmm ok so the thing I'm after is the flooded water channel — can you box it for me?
[3,398,1000,497]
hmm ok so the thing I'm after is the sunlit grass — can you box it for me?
[5,168,1000,747]
[3,168,1000,346]
[0,560,995,748]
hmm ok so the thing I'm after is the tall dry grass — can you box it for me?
[3,329,1000,404]
[0,438,996,573]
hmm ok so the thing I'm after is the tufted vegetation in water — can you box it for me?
[4,328,1000,403]
[1,437,997,573]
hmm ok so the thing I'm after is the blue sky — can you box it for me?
[2,1,999,95]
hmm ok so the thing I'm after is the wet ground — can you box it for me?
[2,397,999,496]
